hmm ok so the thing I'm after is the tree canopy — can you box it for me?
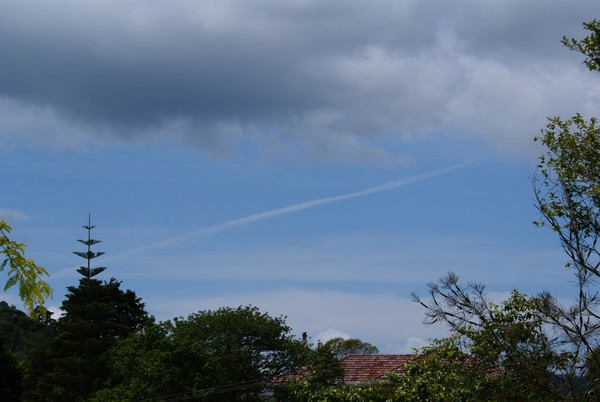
[323,337,379,359]
[92,305,305,401]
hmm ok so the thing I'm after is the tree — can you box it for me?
[0,218,52,317]
[392,336,497,402]
[0,302,55,361]
[283,342,345,401]
[303,342,344,388]
[0,340,22,402]
[533,20,600,394]
[39,217,148,401]
[411,273,566,400]
[287,381,389,402]
[323,337,378,359]
[91,305,306,401]
[586,346,600,398]
[0,301,56,401]
[563,20,600,72]
[87,320,183,401]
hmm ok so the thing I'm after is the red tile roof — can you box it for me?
[340,354,412,385]
[271,354,414,386]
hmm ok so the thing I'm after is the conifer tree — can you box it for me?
[40,216,148,401]
[72,214,106,280]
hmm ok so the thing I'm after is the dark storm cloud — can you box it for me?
[0,0,598,160]
[0,1,425,122]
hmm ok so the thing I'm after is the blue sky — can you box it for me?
[1,0,599,353]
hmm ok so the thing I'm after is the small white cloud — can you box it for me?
[313,328,351,344]
[0,208,30,221]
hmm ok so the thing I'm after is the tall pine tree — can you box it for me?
[40,215,148,401]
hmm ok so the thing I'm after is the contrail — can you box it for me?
[106,161,473,262]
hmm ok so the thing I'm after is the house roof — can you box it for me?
[271,354,414,386]
[340,354,412,385]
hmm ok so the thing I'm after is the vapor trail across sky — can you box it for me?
[107,161,474,262]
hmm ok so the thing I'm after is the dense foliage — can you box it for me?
[39,278,148,400]
[91,305,306,401]
[0,343,22,402]
[323,337,378,359]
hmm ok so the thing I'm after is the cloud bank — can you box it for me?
[1,0,598,162]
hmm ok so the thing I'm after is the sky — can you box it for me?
[1,0,600,353]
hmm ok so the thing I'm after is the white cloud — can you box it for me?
[0,208,30,221]
[446,59,600,154]
[313,328,352,344]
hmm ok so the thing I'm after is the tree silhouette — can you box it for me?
[72,214,106,280]
[38,216,148,401]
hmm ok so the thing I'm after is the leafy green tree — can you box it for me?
[323,337,378,359]
[87,320,183,401]
[533,21,600,395]
[279,340,345,401]
[411,273,566,400]
[92,305,305,402]
[287,381,390,402]
[37,217,148,401]
[392,336,496,402]
[304,342,344,388]
[178,305,305,401]
[0,218,52,317]
[563,20,600,72]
